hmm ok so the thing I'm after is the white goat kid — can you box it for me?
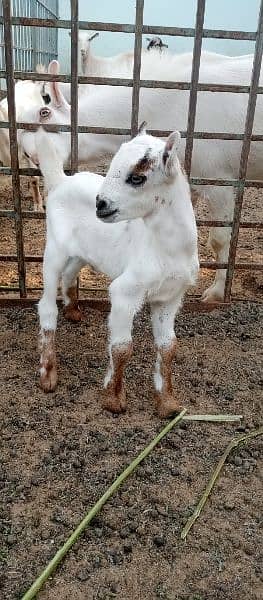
[20,52,260,301]
[37,125,198,417]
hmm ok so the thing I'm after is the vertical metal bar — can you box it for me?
[131,0,144,137]
[70,0,78,172]
[3,0,26,297]
[184,0,206,177]
[224,0,263,301]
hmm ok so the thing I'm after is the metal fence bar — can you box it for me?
[0,16,258,40]
[224,0,263,301]
[70,0,78,172]
[2,0,26,298]
[2,69,263,94]
[131,0,144,137]
[1,254,262,271]
[0,209,262,229]
[184,0,205,177]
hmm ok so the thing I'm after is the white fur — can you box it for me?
[36,127,198,393]
[20,51,259,299]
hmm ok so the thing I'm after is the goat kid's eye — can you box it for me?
[126,173,147,187]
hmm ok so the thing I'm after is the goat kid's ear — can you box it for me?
[138,120,147,135]
[48,60,70,111]
[162,131,181,177]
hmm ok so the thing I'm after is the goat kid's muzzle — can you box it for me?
[96,194,119,222]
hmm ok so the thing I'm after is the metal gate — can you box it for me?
[0,0,262,309]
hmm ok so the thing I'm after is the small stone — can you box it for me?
[6,534,16,546]
[223,500,235,511]
[123,543,132,554]
[153,535,166,547]
[119,527,130,539]
[233,456,242,467]
[170,467,180,476]
[77,568,90,581]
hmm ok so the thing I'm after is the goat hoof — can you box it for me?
[64,303,85,322]
[40,365,57,392]
[155,392,180,419]
[102,390,127,414]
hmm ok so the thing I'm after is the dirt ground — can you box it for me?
[0,162,262,301]
[0,301,262,600]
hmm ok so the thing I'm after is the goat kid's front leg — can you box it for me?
[151,296,183,418]
[103,280,144,414]
[38,247,66,391]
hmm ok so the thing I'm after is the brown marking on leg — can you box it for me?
[103,342,133,414]
[39,329,57,392]
[64,286,85,322]
[154,339,180,418]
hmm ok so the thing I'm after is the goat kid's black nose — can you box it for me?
[96,195,108,211]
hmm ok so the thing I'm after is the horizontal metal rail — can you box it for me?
[0,209,262,229]
[0,255,262,271]
[0,71,261,94]
[2,121,263,141]
[0,17,258,40]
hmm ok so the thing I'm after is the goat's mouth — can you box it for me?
[96,208,119,222]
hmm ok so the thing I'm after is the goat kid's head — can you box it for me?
[96,123,181,223]
[20,60,70,167]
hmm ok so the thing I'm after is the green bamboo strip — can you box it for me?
[22,409,186,600]
[184,414,243,422]
[181,426,263,540]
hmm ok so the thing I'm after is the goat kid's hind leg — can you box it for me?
[38,246,66,392]
[103,279,144,414]
[62,257,86,322]
[151,295,183,418]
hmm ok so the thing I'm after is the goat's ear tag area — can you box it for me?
[39,107,52,121]
[89,31,99,42]
[138,121,147,135]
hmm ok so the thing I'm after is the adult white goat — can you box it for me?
[36,124,198,417]
[20,53,260,301]
[0,79,46,210]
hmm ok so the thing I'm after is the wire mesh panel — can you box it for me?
[0,0,58,79]
[0,0,262,308]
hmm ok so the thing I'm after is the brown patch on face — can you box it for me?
[154,339,181,418]
[132,151,154,175]
[39,329,57,392]
[103,342,133,414]
[64,286,85,323]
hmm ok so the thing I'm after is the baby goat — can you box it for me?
[37,124,199,417]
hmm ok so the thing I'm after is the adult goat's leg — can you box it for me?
[62,257,86,322]
[202,186,234,302]
[103,279,144,414]
[151,294,184,418]
[38,244,66,391]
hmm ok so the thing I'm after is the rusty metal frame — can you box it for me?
[0,0,263,307]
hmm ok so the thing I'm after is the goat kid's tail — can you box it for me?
[35,127,66,192]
